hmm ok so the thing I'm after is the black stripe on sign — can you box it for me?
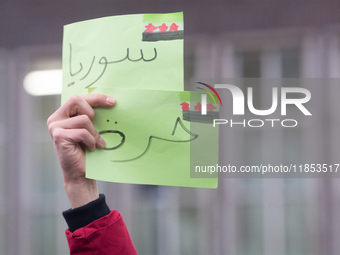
[142,31,183,42]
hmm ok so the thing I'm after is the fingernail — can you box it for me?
[106,97,116,105]
[98,137,106,148]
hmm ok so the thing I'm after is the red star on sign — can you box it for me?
[207,103,216,112]
[169,23,179,32]
[158,23,168,33]
[180,102,190,111]
[144,23,157,33]
[194,102,202,112]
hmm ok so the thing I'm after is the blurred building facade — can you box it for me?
[1,1,340,255]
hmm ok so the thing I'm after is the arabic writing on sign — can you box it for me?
[67,43,158,89]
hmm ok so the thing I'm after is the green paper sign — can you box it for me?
[87,87,218,188]
[62,12,184,103]
[62,12,219,188]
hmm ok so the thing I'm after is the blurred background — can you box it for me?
[1,0,340,254]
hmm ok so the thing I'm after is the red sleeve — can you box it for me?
[65,210,137,255]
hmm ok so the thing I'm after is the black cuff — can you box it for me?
[62,194,111,232]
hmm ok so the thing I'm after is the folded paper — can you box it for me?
[62,12,219,188]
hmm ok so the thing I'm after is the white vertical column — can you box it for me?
[260,49,286,255]
[301,32,329,255]
[157,186,180,255]
[218,39,240,255]
[301,34,326,166]
[220,38,235,78]
[9,46,59,255]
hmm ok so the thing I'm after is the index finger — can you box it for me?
[80,94,116,108]
[47,94,116,126]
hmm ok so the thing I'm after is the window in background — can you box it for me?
[281,48,301,78]
[231,44,303,255]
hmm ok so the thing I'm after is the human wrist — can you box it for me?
[62,194,111,232]
[64,179,99,209]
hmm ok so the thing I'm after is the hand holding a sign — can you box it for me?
[47,94,116,208]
